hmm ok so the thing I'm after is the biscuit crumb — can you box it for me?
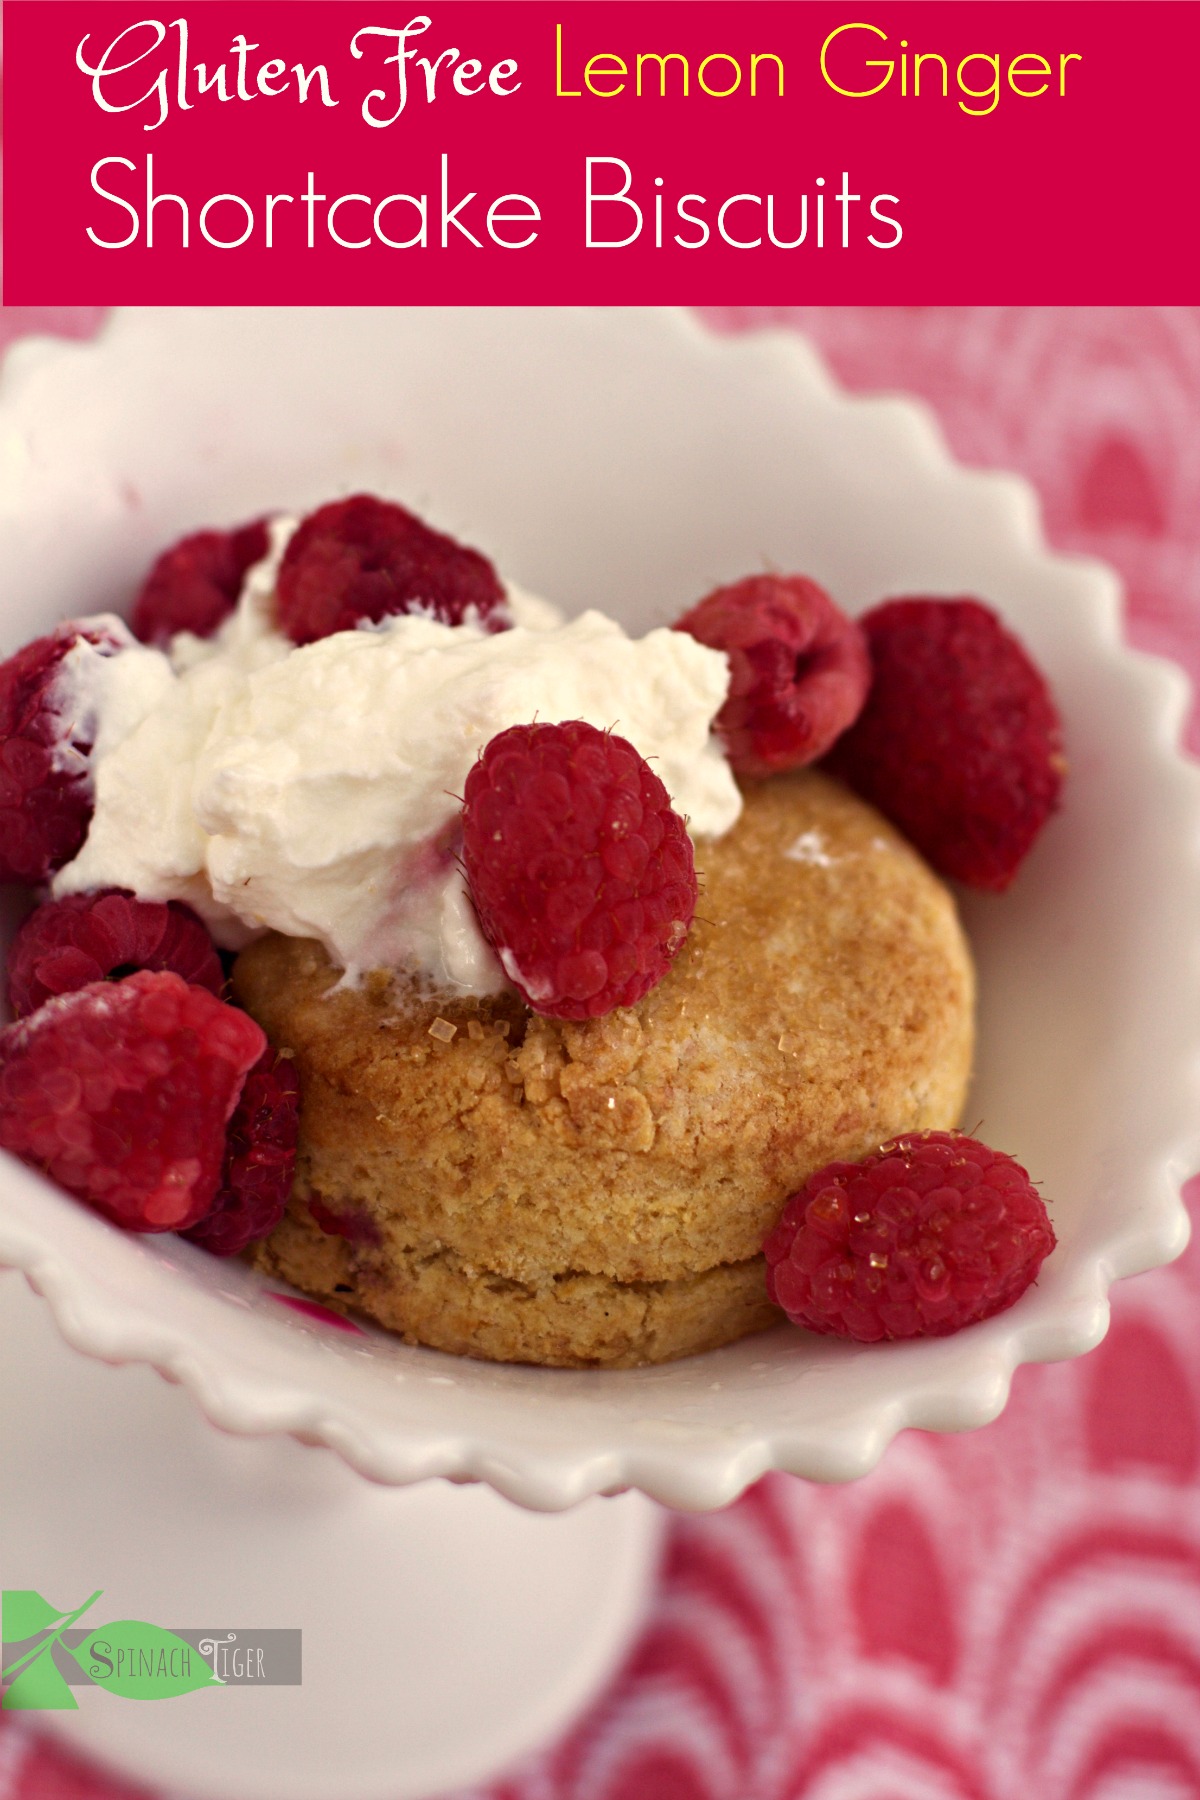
[785,829,836,867]
[428,1017,457,1042]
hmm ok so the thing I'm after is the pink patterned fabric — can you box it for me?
[2,307,1199,1800]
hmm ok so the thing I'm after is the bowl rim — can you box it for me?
[1,304,1198,1512]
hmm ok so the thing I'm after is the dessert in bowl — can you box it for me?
[1,491,985,1365]
[0,308,1195,1508]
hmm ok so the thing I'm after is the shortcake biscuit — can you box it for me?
[239,771,974,1366]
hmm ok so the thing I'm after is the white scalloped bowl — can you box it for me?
[1,308,1198,1512]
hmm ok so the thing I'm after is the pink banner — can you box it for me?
[4,2,1197,304]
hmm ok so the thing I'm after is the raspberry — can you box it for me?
[0,971,265,1233]
[307,1194,382,1248]
[7,890,223,1018]
[130,517,272,646]
[183,1049,300,1257]
[764,1131,1055,1342]
[0,619,130,885]
[275,494,509,646]
[462,720,697,1019]
[827,598,1065,890]
[674,575,870,778]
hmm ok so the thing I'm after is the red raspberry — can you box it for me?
[0,971,265,1233]
[308,1194,382,1248]
[462,720,697,1019]
[764,1131,1055,1343]
[827,598,1065,890]
[0,620,129,885]
[674,575,869,779]
[131,517,272,646]
[275,494,509,646]
[184,1049,300,1257]
[7,889,223,1018]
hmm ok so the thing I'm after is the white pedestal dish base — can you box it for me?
[0,1275,665,1800]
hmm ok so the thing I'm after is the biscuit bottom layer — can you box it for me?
[252,1205,782,1369]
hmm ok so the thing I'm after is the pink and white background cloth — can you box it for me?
[1,306,1199,1800]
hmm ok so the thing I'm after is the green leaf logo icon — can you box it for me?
[71,1623,224,1700]
[2,1588,102,1712]
[2,1655,78,1712]
[2,1592,65,1645]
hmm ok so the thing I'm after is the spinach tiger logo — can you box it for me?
[2,1591,223,1708]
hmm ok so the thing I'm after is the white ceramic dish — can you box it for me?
[1,307,1197,1513]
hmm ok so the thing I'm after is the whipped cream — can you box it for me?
[52,529,741,992]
